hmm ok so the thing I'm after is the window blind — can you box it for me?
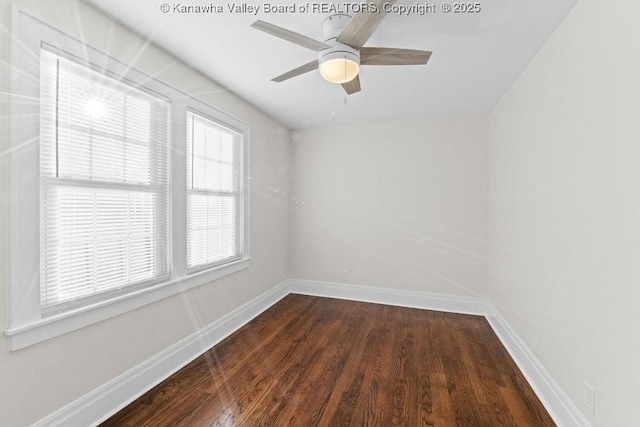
[186,111,244,270]
[40,49,170,311]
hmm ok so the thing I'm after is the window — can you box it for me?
[39,49,170,312]
[186,111,245,270]
[6,8,250,350]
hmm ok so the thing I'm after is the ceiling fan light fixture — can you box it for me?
[318,45,360,84]
[319,57,359,84]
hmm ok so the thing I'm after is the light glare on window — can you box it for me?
[85,98,104,118]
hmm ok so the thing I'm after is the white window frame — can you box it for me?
[39,47,173,313]
[185,109,247,272]
[4,7,250,351]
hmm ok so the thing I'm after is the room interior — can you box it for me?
[1,0,639,426]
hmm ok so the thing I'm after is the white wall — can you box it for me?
[488,0,640,424]
[290,118,487,297]
[0,1,290,425]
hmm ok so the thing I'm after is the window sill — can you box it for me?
[3,257,251,351]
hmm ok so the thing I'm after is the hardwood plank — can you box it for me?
[349,304,392,426]
[102,295,556,427]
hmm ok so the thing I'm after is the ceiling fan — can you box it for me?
[250,0,432,95]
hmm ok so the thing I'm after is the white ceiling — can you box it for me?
[86,0,578,130]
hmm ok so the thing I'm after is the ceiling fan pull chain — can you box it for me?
[344,55,347,82]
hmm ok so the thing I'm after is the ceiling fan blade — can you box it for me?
[342,75,361,95]
[360,47,432,66]
[251,20,330,52]
[336,0,399,49]
[271,60,319,82]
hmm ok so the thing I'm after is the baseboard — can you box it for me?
[33,280,290,427]
[485,302,590,427]
[288,278,488,315]
[34,278,588,427]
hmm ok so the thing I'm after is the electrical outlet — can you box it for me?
[584,381,595,415]
[341,270,350,282]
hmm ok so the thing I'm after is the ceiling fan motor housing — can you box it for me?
[319,14,360,83]
[322,13,351,40]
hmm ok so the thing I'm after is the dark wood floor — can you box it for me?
[102,294,555,426]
